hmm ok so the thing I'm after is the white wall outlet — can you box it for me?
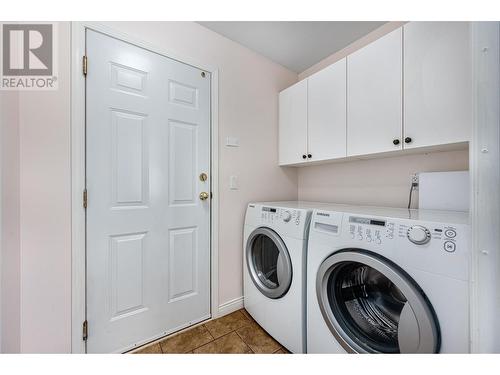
[411,173,419,190]
[229,175,239,190]
[226,136,239,147]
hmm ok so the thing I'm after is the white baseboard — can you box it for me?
[217,296,244,318]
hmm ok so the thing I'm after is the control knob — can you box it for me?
[282,210,292,223]
[407,225,431,245]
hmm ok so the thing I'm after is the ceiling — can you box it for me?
[198,21,386,73]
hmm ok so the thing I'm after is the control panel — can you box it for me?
[347,216,392,246]
[310,209,470,281]
[346,215,461,253]
[260,206,301,226]
[397,222,460,253]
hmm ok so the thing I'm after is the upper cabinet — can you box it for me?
[347,28,403,157]
[403,22,471,149]
[308,58,347,161]
[279,58,347,165]
[279,79,307,165]
[278,22,471,166]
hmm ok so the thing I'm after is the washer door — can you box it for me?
[246,227,293,299]
[316,250,440,353]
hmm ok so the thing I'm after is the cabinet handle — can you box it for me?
[393,139,400,145]
[405,137,412,144]
[307,154,312,159]
[302,154,307,159]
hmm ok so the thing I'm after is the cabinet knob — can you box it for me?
[393,139,400,145]
[405,137,412,144]
[302,154,307,159]
[307,154,312,159]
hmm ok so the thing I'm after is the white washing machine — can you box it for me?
[307,204,471,353]
[243,201,316,353]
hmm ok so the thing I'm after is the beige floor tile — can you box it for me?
[193,332,252,354]
[236,323,281,354]
[240,308,256,323]
[274,347,290,354]
[204,310,251,339]
[159,325,213,353]
[133,343,162,354]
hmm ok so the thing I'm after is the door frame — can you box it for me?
[70,22,220,353]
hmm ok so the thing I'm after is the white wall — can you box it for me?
[298,150,469,208]
[16,22,72,352]
[1,90,21,353]
[4,21,298,352]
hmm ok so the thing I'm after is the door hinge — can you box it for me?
[83,189,88,209]
[210,192,213,199]
[82,320,88,341]
[82,55,88,76]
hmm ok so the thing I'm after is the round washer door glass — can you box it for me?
[316,250,440,353]
[246,227,292,299]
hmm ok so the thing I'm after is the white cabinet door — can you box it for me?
[308,58,347,161]
[279,80,308,165]
[347,28,403,156]
[404,22,471,149]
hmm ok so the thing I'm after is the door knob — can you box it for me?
[302,154,307,159]
[199,192,209,201]
[405,137,412,144]
[393,139,400,145]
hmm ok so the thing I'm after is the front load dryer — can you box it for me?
[243,201,315,353]
[306,204,470,353]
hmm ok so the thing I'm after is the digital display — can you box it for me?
[262,207,277,213]
[349,217,386,227]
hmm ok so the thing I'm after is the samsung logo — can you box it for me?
[316,212,330,217]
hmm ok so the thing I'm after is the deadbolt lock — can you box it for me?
[199,192,209,201]
[199,172,208,182]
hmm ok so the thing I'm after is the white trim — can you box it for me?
[0,86,3,353]
[470,21,500,353]
[217,297,244,317]
[210,69,220,319]
[70,21,86,355]
[70,21,220,353]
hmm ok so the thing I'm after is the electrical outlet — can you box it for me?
[411,173,419,190]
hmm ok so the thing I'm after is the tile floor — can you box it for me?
[132,309,290,354]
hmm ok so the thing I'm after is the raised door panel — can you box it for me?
[279,80,308,165]
[168,120,198,206]
[109,233,148,321]
[308,58,347,161]
[347,28,403,157]
[404,22,471,149]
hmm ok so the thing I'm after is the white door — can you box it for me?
[347,28,403,156]
[403,22,472,149]
[308,58,347,161]
[86,30,211,353]
[279,80,308,165]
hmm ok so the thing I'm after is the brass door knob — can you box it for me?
[199,192,209,201]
